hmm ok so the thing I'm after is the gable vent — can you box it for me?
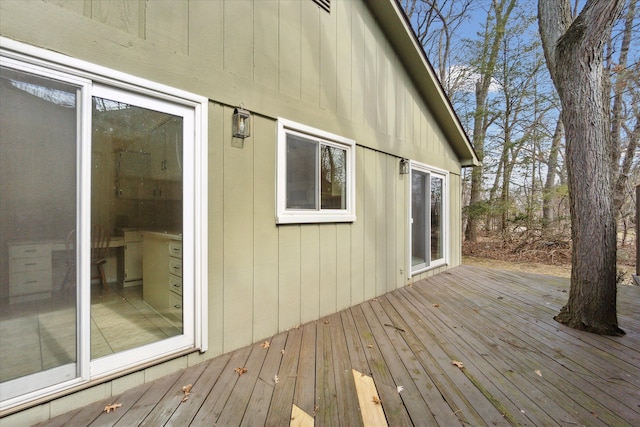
[312,0,330,13]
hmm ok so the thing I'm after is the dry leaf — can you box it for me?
[234,367,248,376]
[104,403,122,413]
[274,374,279,384]
[451,360,464,369]
[261,341,270,349]
[367,344,373,348]
[535,370,542,377]
[397,386,404,393]
[372,395,382,405]
[181,396,189,402]
[433,304,440,308]
[182,384,193,394]
[281,349,285,355]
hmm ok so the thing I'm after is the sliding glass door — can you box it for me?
[410,163,447,274]
[1,43,207,410]
[0,61,87,403]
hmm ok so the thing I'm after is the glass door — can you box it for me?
[0,62,87,403]
[410,165,446,274]
[88,84,195,378]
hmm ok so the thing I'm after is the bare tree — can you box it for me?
[538,0,626,335]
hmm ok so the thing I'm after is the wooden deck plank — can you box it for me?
[112,370,183,426]
[327,312,363,427]
[264,327,303,426]
[363,300,439,426]
[215,341,272,426]
[350,304,414,426]
[389,289,513,426]
[165,352,232,425]
[138,361,208,426]
[27,266,640,427]
[188,344,252,425]
[240,333,289,427]
[293,322,317,417]
[315,319,339,426]
[430,269,640,425]
[399,283,588,426]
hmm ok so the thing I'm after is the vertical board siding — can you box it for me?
[254,0,279,91]
[281,0,303,100]
[3,0,466,358]
[319,225,338,317]
[223,0,253,80]
[252,116,279,341]
[209,103,225,355]
[300,225,321,324]
[223,106,254,351]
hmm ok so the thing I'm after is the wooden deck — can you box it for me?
[34,266,640,426]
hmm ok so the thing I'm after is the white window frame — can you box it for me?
[409,160,449,276]
[0,37,208,410]
[276,118,356,224]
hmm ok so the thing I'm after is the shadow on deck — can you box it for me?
[34,265,640,426]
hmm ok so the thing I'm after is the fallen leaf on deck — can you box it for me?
[433,304,440,307]
[281,349,285,355]
[104,403,122,413]
[535,370,542,377]
[181,384,193,402]
[397,386,404,393]
[260,341,270,349]
[372,395,382,405]
[367,344,373,348]
[451,360,464,369]
[274,374,279,384]
[234,367,248,376]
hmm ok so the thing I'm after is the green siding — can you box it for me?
[1,0,468,386]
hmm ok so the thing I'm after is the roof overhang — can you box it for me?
[364,0,480,167]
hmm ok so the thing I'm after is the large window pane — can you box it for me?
[411,170,428,268]
[91,97,183,359]
[0,67,78,389]
[431,176,443,261]
[321,145,346,209]
[286,134,317,209]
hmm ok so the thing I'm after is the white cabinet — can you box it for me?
[142,232,182,326]
[150,116,182,182]
[9,243,52,303]
[118,230,143,287]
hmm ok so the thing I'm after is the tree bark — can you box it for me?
[538,0,625,336]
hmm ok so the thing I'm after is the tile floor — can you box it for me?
[0,282,181,384]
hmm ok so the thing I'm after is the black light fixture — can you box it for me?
[232,106,251,139]
[399,158,409,175]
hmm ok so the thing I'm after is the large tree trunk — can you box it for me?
[538,0,625,336]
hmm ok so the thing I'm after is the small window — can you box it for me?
[277,118,355,224]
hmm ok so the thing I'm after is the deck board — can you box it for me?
[31,266,640,426]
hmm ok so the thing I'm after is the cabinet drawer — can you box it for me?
[168,258,182,277]
[169,292,183,318]
[10,270,51,295]
[168,241,182,259]
[9,243,52,259]
[10,256,51,273]
[169,275,183,296]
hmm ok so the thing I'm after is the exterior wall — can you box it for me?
[0,0,467,420]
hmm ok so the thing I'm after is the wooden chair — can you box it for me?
[91,224,111,290]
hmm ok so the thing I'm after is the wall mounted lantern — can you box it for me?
[399,158,409,175]
[232,106,251,139]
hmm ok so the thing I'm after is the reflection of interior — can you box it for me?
[0,69,184,384]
